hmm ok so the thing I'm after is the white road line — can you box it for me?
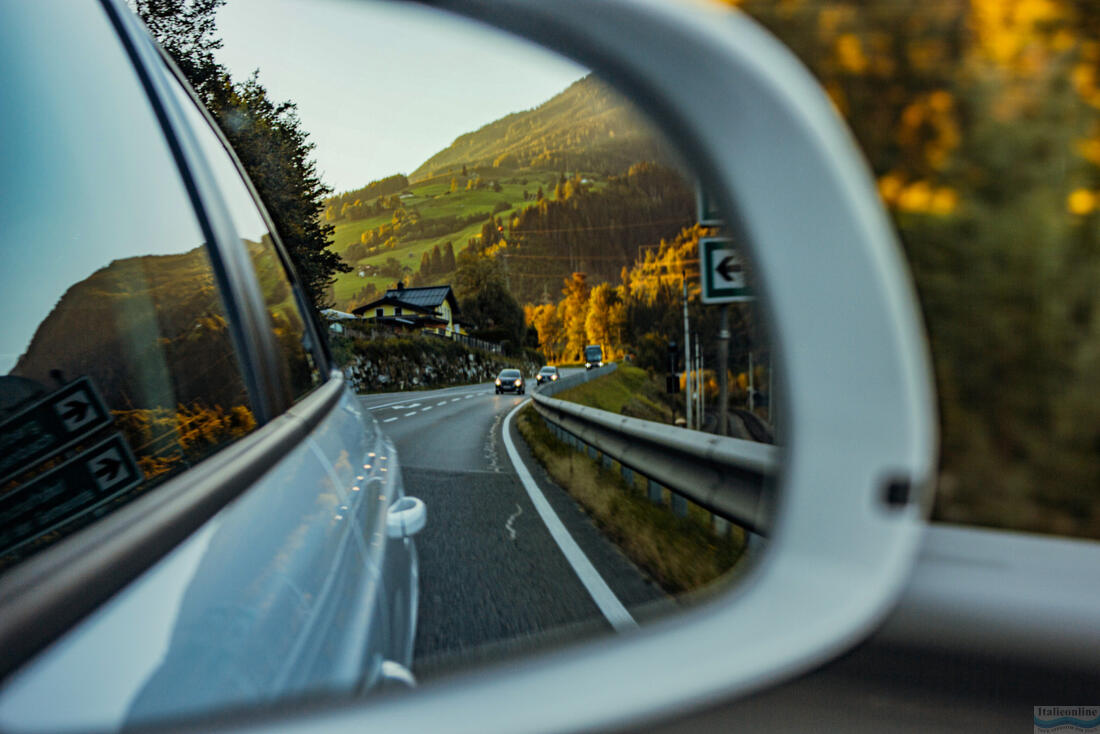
[465,395,474,399]
[451,398,460,402]
[437,401,448,406]
[383,417,398,423]
[404,412,417,417]
[421,406,432,412]
[407,403,421,409]
[505,503,523,541]
[501,401,637,632]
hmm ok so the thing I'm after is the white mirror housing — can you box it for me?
[253,0,937,732]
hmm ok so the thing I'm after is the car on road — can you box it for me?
[536,366,559,385]
[583,345,603,370]
[0,2,423,730]
[495,368,525,395]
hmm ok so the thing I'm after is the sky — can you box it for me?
[214,0,589,194]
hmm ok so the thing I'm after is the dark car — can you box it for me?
[495,369,525,394]
[536,366,560,384]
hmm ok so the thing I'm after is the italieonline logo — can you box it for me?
[1035,707,1100,733]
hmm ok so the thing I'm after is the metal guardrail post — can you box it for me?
[671,493,688,517]
[647,479,662,505]
[531,364,777,534]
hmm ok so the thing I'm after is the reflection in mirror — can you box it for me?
[0,1,256,575]
[232,0,778,674]
[0,0,780,731]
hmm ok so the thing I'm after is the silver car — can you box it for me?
[0,2,422,729]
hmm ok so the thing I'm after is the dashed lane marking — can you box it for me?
[383,417,398,423]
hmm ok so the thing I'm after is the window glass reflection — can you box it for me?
[0,1,254,573]
[162,67,324,401]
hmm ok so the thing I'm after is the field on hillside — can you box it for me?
[326,171,606,309]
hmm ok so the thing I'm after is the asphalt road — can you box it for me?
[358,377,668,679]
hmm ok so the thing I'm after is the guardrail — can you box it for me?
[532,363,777,535]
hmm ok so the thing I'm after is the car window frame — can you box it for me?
[0,0,345,682]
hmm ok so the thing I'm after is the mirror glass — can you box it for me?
[0,0,780,730]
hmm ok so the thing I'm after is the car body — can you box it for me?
[495,368,525,394]
[0,1,421,730]
[536,366,559,385]
[583,345,603,370]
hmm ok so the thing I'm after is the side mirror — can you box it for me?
[386,496,426,540]
[305,0,936,730]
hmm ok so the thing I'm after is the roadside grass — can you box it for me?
[556,364,673,423]
[516,404,745,594]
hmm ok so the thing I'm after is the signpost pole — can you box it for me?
[717,304,730,436]
[748,350,755,412]
[695,337,703,430]
[683,274,692,430]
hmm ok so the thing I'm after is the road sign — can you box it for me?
[701,237,753,304]
[0,433,141,557]
[697,186,724,227]
[0,377,111,484]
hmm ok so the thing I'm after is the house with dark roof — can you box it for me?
[350,283,467,337]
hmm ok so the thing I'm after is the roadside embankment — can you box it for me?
[518,366,745,594]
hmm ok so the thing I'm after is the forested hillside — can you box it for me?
[409,75,674,181]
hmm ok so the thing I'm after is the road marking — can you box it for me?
[404,412,417,417]
[383,417,398,423]
[501,401,637,632]
[421,406,432,412]
[407,403,421,409]
[437,401,448,406]
[451,398,460,403]
[465,395,474,399]
[505,503,523,541]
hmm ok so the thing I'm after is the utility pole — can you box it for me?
[748,349,755,412]
[717,304,729,436]
[695,336,703,430]
[683,273,692,430]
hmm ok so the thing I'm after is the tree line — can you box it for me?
[133,0,347,311]
[732,0,1100,537]
[324,174,410,222]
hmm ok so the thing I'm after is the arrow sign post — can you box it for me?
[701,237,753,304]
[0,433,141,556]
[0,377,111,485]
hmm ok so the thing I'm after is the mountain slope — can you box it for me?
[409,75,673,181]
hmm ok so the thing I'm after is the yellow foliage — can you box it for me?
[836,33,869,74]
[113,403,256,480]
[898,181,934,212]
[929,187,959,215]
[877,173,905,204]
[1067,188,1097,215]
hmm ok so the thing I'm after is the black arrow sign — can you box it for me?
[716,255,742,282]
[59,399,91,424]
[93,455,123,482]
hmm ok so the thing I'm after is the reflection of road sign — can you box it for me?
[697,186,724,227]
[701,237,754,304]
[0,377,111,484]
[0,433,141,556]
